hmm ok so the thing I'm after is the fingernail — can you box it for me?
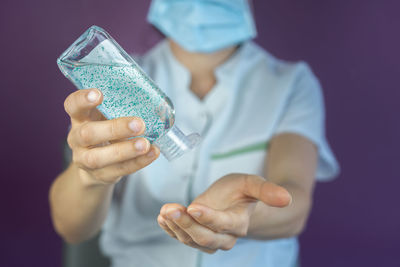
[129,119,143,133]
[87,90,99,102]
[169,210,181,220]
[188,209,202,218]
[135,139,147,151]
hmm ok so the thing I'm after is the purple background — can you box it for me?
[1,0,399,266]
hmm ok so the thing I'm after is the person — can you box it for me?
[49,0,339,266]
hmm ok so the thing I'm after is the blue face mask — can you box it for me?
[147,0,257,53]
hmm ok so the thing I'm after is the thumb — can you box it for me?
[242,175,292,207]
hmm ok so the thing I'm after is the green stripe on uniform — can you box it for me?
[211,141,268,160]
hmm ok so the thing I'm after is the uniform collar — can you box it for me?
[161,40,250,117]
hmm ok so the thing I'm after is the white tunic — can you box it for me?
[100,40,339,267]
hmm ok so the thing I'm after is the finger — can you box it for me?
[187,204,248,237]
[163,217,215,254]
[157,215,176,238]
[160,203,186,218]
[243,175,292,207]
[165,206,236,251]
[64,89,103,122]
[72,117,145,147]
[77,138,150,169]
[164,216,197,247]
[89,145,159,183]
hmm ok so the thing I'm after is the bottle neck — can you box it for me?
[154,124,201,161]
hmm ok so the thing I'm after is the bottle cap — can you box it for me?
[154,125,201,161]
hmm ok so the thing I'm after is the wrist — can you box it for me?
[75,165,119,189]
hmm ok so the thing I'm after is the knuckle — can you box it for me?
[168,222,179,231]
[132,156,150,171]
[78,124,93,145]
[84,152,99,169]
[63,97,71,114]
[218,225,230,234]
[187,240,198,248]
[180,236,193,246]
[205,249,217,254]
[237,218,249,237]
[117,162,130,174]
[109,119,119,139]
[179,218,193,229]
[90,169,111,183]
[66,133,74,148]
[196,236,215,248]
[90,170,108,184]
[241,223,249,236]
[111,144,124,160]
[200,217,214,228]
[117,160,137,176]
[89,169,102,180]
[237,228,247,237]
[221,239,236,251]
[218,218,234,233]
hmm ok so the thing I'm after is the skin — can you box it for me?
[49,89,160,243]
[158,134,316,253]
[49,39,317,252]
[158,40,317,253]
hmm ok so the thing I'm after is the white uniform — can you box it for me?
[99,40,339,267]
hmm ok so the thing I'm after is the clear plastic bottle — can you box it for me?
[57,25,201,161]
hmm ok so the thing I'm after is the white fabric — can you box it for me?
[100,40,339,267]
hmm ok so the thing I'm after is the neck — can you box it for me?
[168,39,238,99]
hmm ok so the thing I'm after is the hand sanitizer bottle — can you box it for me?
[57,25,201,161]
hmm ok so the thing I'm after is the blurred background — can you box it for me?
[1,0,399,266]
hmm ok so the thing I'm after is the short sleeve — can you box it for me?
[274,63,340,181]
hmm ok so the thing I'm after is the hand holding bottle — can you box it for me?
[64,88,160,186]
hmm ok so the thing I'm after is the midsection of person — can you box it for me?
[99,38,338,267]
